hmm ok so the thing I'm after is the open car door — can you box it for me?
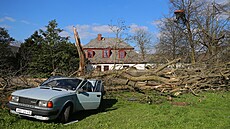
[93,80,104,95]
[76,80,101,110]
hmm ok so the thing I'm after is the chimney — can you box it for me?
[97,34,102,41]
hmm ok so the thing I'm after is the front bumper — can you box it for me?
[7,102,59,120]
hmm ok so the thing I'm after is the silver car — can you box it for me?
[7,76,105,123]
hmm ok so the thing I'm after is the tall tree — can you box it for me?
[132,28,152,60]
[19,20,79,77]
[170,0,205,63]
[109,19,129,69]
[155,19,189,62]
[170,0,229,63]
[39,19,69,72]
[18,31,43,75]
[195,1,229,59]
[0,27,17,77]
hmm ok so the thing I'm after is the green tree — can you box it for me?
[0,27,17,77]
[19,20,79,77]
[18,31,43,75]
[53,42,79,75]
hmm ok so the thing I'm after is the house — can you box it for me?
[83,34,150,71]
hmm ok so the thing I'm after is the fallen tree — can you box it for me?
[0,59,229,107]
[85,59,230,96]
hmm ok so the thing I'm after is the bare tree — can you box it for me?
[195,1,229,61]
[132,28,152,60]
[108,19,129,69]
[155,18,189,62]
[170,0,206,64]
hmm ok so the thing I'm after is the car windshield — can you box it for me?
[41,79,82,91]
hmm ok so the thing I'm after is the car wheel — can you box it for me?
[59,105,71,123]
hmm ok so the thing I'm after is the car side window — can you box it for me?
[94,80,102,92]
[79,81,93,92]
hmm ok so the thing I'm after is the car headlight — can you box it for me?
[38,100,47,107]
[38,100,53,108]
[10,95,19,102]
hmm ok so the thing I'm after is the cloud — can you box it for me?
[5,17,15,22]
[39,27,47,32]
[59,31,70,38]
[64,23,150,43]
[0,16,15,22]
[78,31,96,40]
[21,20,30,24]
[151,18,176,29]
[64,24,114,40]
[75,25,91,32]
[129,24,148,33]
[151,20,163,27]
[92,25,113,33]
[213,0,229,4]
[0,24,11,29]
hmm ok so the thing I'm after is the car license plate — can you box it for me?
[16,108,32,115]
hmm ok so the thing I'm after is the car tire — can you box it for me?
[59,105,71,123]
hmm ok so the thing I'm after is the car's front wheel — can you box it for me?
[59,105,71,123]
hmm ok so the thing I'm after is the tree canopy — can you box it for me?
[19,20,79,77]
[0,27,17,77]
[155,0,229,63]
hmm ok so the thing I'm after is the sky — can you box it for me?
[0,0,170,45]
[0,0,228,45]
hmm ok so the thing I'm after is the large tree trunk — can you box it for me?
[73,27,86,76]
[185,22,196,64]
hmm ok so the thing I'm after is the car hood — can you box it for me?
[12,87,73,101]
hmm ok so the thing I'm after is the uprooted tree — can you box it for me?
[84,58,229,97]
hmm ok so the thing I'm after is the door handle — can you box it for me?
[97,95,101,97]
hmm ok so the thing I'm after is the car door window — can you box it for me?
[94,80,102,92]
[79,81,93,92]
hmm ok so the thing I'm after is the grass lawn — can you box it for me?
[0,91,230,129]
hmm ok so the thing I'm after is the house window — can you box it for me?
[123,65,129,69]
[103,49,110,58]
[87,50,94,58]
[104,66,109,71]
[96,66,101,71]
[119,50,126,58]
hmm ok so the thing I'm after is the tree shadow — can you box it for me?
[68,98,118,122]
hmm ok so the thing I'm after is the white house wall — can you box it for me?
[86,63,187,72]
[91,63,147,71]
